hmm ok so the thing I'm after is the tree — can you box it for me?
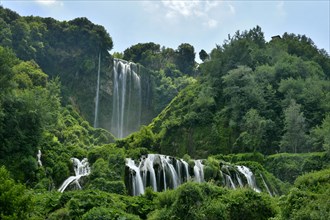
[0,166,33,220]
[175,43,195,75]
[199,49,209,62]
[235,109,271,152]
[311,114,330,153]
[280,100,308,153]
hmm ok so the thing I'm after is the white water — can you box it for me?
[37,150,42,166]
[224,173,236,189]
[260,174,273,196]
[58,158,90,193]
[126,154,205,195]
[94,52,101,128]
[126,154,269,196]
[125,158,144,196]
[181,159,190,182]
[111,59,142,138]
[237,165,261,192]
[193,160,204,183]
[164,156,179,189]
[141,154,157,191]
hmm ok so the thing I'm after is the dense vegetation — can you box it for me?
[145,26,330,158]
[1,6,330,220]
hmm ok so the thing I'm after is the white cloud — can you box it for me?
[160,0,224,28]
[35,0,63,6]
[142,0,236,29]
[162,1,200,17]
[228,3,235,15]
[204,18,218,28]
[276,1,286,17]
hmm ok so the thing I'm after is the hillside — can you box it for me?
[1,7,330,220]
[145,27,330,158]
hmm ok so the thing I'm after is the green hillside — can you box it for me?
[1,6,330,220]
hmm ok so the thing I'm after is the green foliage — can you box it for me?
[175,43,196,75]
[87,145,126,183]
[12,60,48,88]
[199,49,209,62]
[280,169,330,219]
[224,189,276,220]
[265,152,328,183]
[311,114,330,153]
[82,206,139,220]
[34,189,157,219]
[0,166,33,220]
[149,182,277,220]
[280,100,308,153]
[148,25,329,157]
[0,6,114,126]
[214,152,265,165]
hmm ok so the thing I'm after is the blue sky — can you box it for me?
[1,0,329,61]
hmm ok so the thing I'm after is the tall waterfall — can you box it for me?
[94,52,101,128]
[111,59,142,138]
[125,154,274,196]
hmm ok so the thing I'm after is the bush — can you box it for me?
[281,169,330,219]
[82,207,139,220]
[0,166,33,220]
[265,152,327,183]
[224,189,277,220]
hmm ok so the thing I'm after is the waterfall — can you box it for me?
[237,165,261,192]
[37,150,42,166]
[94,52,101,128]
[141,154,157,191]
[223,173,236,189]
[125,154,271,196]
[193,160,204,183]
[125,158,144,196]
[181,159,190,182]
[126,154,205,195]
[58,158,90,193]
[260,174,273,196]
[163,155,179,189]
[111,59,142,138]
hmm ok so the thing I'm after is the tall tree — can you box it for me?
[235,109,271,152]
[280,100,308,153]
[175,43,195,75]
[199,49,209,62]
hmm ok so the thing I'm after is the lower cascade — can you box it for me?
[58,158,90,193]
[125,154,272,196]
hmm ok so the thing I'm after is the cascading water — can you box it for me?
[260,174,273,196]
[94,52,101,128]
[125,158,144,196]
[111,59,142,138]
[193,160,204,183]
[125,154,196,196]
[126,154,272,196]
[237,165,261,192]
[58,158,90,193]
[37,150,42,166]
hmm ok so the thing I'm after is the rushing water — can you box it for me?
[58,158,90,193]
[94,52,101,128]
[125,154,197,196]
[125,154,274,196]
[111,59,142,138]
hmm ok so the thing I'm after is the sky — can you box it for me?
[1,0,329,61]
